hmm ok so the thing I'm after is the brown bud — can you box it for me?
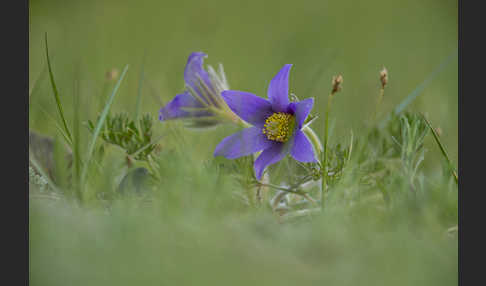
[105,68,119,81]
[331,74,343,95]
[154,144,163,154]
[435,127,442,137]
[380,67,388,88]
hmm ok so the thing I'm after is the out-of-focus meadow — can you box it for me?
[29,0,458,285]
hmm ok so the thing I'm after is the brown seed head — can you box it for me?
[435,127,442,137]
[331,74,343,95]
[380,67,388,88]
[105,68,119,81]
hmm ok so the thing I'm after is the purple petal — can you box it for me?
[288,98,314,128]
[254,144,288,180]
[221,90,273,127]
[214,127,274,159]
[290,130,317,162]
[159,92,208,121]
[183,52,214,101]
[267,64,292,112]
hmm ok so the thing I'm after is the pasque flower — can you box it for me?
[159,52,239,128]
[214,64,317,180]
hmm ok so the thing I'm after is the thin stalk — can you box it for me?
[343,130,354,171]
[255,182,318,205]
[321,93,334,209]
[373,87,385,121]
[73,79,82,201]
[135,51,146,122]
[301,193,318,205]
[421,113,458,184]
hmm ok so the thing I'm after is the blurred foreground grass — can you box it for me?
[29,134,458,285]
[30,198,457,286]
[29,0,457,285]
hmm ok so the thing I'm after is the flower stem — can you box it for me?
[321,93,335,209]
[210,107,251,128]
[372,87,385,122]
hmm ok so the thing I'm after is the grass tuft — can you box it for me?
[80,64,129,191]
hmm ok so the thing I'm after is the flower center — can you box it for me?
[262,112,295,142]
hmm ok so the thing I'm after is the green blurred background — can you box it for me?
[29,0,458,285]
[29,0,457,166]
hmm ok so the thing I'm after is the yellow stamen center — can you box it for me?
[262,112,295,142]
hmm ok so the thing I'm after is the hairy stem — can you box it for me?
[373,87,385,121]
[321,93,334,209]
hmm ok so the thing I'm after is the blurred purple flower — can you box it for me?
[159,52,236,128]
[214,64,317,180]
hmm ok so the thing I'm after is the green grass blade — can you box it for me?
[80,64,129,187]
[73,78,82,200]
[134,51,146,122]
[420,113,458,185]
[394,50,457,115]
[45,32,73,144]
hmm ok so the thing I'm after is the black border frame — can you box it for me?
[5,0,29,284]
[459,0,482,285]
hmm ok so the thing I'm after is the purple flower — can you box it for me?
[159,52,237,128]
[214,64,317,180]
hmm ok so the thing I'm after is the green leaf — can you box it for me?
[45,32,73,146]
